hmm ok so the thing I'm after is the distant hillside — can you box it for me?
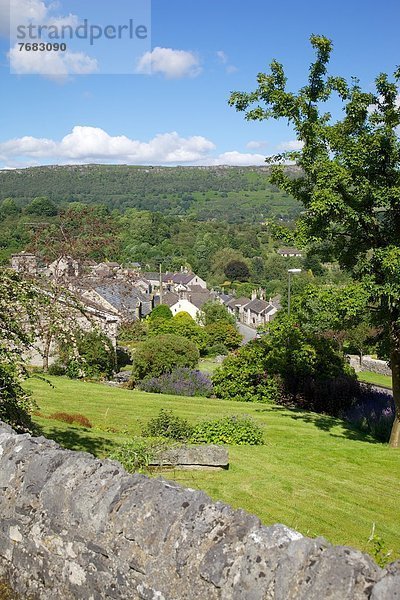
[0,164,302,223]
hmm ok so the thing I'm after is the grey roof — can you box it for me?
[277,247,302,255]
[143,272,164,281]
[94,282,142,313]
[243,298,274,314]
[187,290,212,309]
[171,272,197,285]
[219,293,233,304]
[157,292,179,307]
[226,297,251,309]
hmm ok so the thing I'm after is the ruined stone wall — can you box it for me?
[0,422,398,599]
[348,355,392,378]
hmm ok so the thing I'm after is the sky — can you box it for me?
[0,0,399,168]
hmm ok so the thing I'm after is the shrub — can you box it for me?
[139,368,213,397]
[190,415,264,445]
[132,334,200,381]
[212,342,281,403]
[148,312,207,353]
[60,330,116,379]
[205,343,228,357]
[205,322,242,350]
[142,409,193,441]
[149,304,173,321]
[118,320,148,343]
[48,362,66,376]
[109,436,173,473]
[49,412,92,428]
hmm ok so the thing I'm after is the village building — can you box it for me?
[277,247,303,258]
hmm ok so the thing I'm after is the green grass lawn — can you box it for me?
[198,358,220,375]
[25,376,400,559]
[357,370,393,389]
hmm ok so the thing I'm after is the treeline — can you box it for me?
[0,164,302,223]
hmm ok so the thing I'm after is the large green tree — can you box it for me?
[229,35,400,446]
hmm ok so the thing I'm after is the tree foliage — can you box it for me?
[230,34,400,446]
[131,334,200,381]
[0,270,39,432]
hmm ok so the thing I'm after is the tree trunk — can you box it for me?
[42,333,52,372]
[389,346,400,448]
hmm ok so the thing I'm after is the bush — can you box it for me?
[212,342,281,403]
[109,436,173,473]
[60,330,116,379]
[132,334,200,381]
[48,362,66,376]
[148,312,207,353]
[205,343,228,357]
[139,368,213,397]
[149,304,173,321]
[48,412,92,428]
[205,322,242,350]
[118,320,148,343]
[190,415,264,445]
[142,409,193,441]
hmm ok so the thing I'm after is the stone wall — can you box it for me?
[0,422,398,599]
[348,355,392,378]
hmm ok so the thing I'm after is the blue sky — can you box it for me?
[0,0,399,168]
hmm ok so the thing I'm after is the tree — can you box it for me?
[148,312,207,353]
[224,260,250,282]
[205,322,242,351]
[0,270,39,432]
[131,334,200,381]
[198,300,236,326]
[229,35,400,446]
[149,304,173,322]
[25,196,58,217]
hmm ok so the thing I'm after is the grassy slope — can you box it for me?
[26,376,400,557]
[357,371,393,389]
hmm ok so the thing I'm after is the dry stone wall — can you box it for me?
[0,422,399,599]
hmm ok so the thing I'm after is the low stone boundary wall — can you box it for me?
[0,422,398,599]
[149,444,229,470]
[348,355,392,377]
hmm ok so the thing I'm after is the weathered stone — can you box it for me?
[149,444,229,469]
[0,421,398,599]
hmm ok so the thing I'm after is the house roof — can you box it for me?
[277,247,302,255]
[157,292,179,307]
[219,293,233,304]
[243,298,275,314]
[143,272,165,281]
[170,272,197,285]
[226,297,251,309]
[93,282,143,313]
[186,290,212,309]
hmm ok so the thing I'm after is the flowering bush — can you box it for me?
[344,387,395,442]
[139,368,213,397]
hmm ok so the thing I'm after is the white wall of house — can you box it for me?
[187,275,207,289]
[170,299,202,320]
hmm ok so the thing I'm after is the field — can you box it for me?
[26,376,400,559]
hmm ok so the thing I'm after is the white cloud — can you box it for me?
[246,140,268,150]
[216,50,228,64]
[0,126,216,164]
[277,140,304,151]
[8,43,98,78]
[199,151,267,167]
[216,50,237,74]
[136,47,202,79]
[1,0,47,36]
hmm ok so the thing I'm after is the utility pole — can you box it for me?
[159,262,163,305]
